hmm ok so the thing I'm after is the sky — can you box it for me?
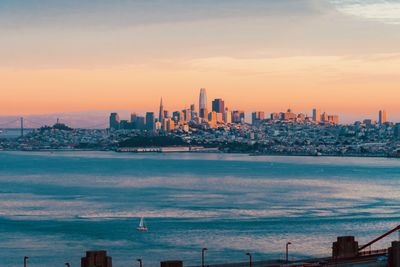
[1,0,400,123]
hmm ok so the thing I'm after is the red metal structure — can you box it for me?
[358,224,400,252]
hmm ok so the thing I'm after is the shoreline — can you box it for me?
[1,148,399,159]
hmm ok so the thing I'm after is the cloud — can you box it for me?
[329,0,400,25]
[0,0,326,29]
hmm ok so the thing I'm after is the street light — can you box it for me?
[137,258,143,267]
[24,256,29,267]
[202,248,208,267]
[246,252,252,267]
[286,242,292,263]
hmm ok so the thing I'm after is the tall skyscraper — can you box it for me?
[146,112,155,131]
[252,111,265,125]
[313,109,320,123]
[159,97,164,122]
[212,98,225,113]
[199,88,207,119]
[379,110,387,125]
[109,112,120,130]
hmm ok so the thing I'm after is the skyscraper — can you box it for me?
[146,112,155,131]
[379,110,387,125]
[199,88,207,119]
[159,97,164,122]
[252,111,265,125]
[212,98,225,113]
[313,109,320,123]
[109,112,120,130]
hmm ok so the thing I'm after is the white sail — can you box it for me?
[137,217,148,232]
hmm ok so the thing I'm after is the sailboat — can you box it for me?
[137,217,148,232]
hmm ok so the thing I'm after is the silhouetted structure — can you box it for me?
[160,260,183,267]
[332,236,358,259]
[81,251,112,267]
[389,241,400,267]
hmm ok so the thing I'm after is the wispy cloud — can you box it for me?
[329,0,400,24]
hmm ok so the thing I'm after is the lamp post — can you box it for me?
[24,256,29,267]
[286,242,292,263]
[201,248,208,267]
[246,253,252,267]
[137,258,143,267]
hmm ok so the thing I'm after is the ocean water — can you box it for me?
[0,152,400,266]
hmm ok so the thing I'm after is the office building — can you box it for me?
[146,112,155,131]
[199,88,207,119]
[252,111,265,125]
[379,110,387,125]
[159,97,164,122]
[395,123,400,139]
[232,110,245,123]
[313,109,321,123]
[212,98,225,114]
[109,113,120,130]
[224,108,232,124]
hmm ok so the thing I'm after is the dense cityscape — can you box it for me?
[1,88,400,157]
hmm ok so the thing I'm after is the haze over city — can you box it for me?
[1,0,400,123]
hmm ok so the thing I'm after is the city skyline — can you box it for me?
[1,1,400,117]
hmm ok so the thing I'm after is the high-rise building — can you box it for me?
[270,112,279,120]
[379,110,387,125]
[183,109,191,122]
[394,123,400,139]
[328,115,339,125]
[146,112,155,131]
[252,111,265,125]
[162,118,175,132]
[313,109,320,123]
[321,112,329,123]
[159,97,164,122]
[109,112,120,130]
[283,109,296,121]
[223,108,232,124]
[137,116,146,130]
[212,98,225,113]
[199,88,207,119]
[232,110,245,123]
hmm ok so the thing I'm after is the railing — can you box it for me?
[358,248,387,257]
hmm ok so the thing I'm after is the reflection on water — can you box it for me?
[0,151,399,266]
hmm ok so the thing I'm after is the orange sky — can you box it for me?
[1,1,400,120]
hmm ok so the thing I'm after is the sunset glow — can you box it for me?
[1,0,400,122]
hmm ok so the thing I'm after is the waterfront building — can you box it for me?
[313,108,321,123]
[146,112,155,131]
[379,110,387,125]
[199,88,207,119]
[109,113,120,130]
[212,98,225,113]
